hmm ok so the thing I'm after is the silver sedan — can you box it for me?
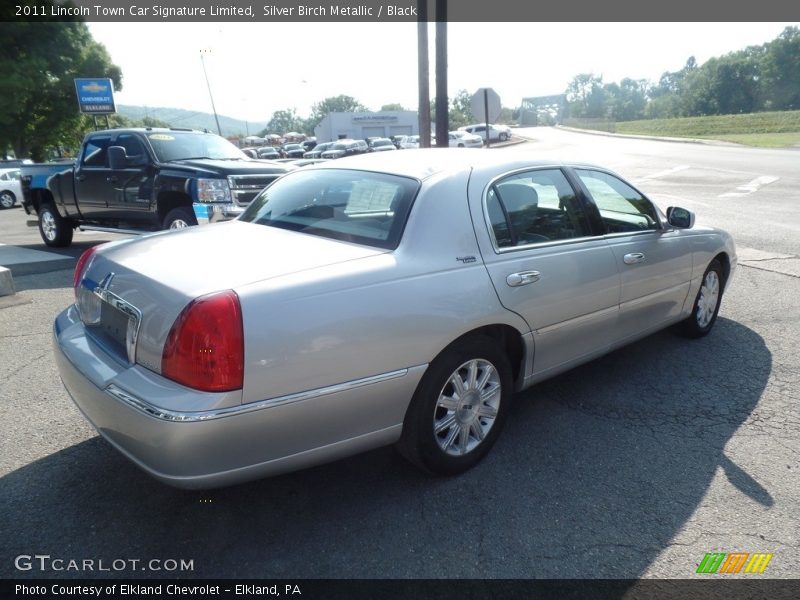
[54,150,736,488]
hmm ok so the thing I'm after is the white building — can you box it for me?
[314,111,419,142]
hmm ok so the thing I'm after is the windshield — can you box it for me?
[329,143,347,151]
[147,131,247,162]
[239,168,420,250]
[373,140,392,147]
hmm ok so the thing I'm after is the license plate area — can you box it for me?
[79,274,141,365]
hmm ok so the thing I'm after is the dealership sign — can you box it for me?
[74,78,116,114]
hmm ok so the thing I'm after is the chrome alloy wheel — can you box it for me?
[696,270,720,328]
[433,359,502,456]
[41,210,57,241]
[169,219,190,229]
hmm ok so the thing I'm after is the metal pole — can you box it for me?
[434,0,448,148]
[417,0,431,148]
[200,49,223,136]
[484,88,491,148]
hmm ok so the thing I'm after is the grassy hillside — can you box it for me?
[118,105,267,138]
[614,111,800,148]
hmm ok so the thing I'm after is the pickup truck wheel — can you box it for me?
[0,191,15,209]
[398,335,512,476]
[38,204,73,247]
[163,207,197,230]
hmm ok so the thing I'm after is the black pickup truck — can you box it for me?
[20,128,292,247]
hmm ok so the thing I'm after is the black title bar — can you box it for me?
[6,0,800,22]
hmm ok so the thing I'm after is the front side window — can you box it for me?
[485,168,592,249]
[82,136,112,168]
[239,169,420,250]
[575,169,659,233]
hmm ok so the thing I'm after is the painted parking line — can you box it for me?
[719,176,779,198]
[636,164,691,183]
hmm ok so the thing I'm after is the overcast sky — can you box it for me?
[87,22,797,123]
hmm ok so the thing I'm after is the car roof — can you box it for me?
[307,148,591,181]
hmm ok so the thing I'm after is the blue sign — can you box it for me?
[74,78,116,114]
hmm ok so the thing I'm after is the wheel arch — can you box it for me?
[713,251,731,287]
[435,324,527,387]
[157,191,193,222]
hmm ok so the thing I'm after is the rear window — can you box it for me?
[239,169,420,249]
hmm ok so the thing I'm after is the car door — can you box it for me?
[572,168,692,342]
[104,133,154,221]
[471,167,621,379]
[74,133,114,219]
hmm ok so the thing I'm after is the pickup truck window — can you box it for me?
[117,134,147,161]
[82,136,112,168]
[147,131,246,162]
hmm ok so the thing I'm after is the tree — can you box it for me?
[565,74,606,118]
[0,11,122,160]
[263,108,304,136]
[761,26,800,110]
[380,103,406,111]
[307,95,368,132]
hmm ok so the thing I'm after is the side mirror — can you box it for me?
[108,146,127,170]
[108,146,147,169]
[666,206,695,229]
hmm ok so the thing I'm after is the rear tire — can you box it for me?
[163,207,197,230]
[397,335,512,475]
[0,191,15,209]
[38,203,73,247]
[674,259,724,338]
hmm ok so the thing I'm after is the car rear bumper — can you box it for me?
[54,306,424,489]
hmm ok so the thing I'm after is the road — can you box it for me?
[0,128,798,581]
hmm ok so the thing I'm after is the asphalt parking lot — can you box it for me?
[1,131,798,581]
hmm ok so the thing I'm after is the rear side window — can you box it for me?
[485,168,592,248]
[239,169,420,250]
[82,136,112,168]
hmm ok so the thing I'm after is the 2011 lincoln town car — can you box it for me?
[54,150,736,488]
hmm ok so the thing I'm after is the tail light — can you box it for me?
[161,290,244,393]
[73,245,100,297]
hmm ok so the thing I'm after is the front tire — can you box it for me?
[675,259,724,338]
[38,203,73,247]
[398,335,512,475]
[0,191,15,209]
[163,207,197,230]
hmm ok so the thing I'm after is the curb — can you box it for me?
[0,266,15,297]
[554,125,743,147]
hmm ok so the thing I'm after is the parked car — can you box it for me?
[256,146,281,160]
[281,143,306,159]
[320,139,368,159]
[20,128,292,246]
[460,124,511,143]
[368,138,397,152]
[443,131,483,148]
[399,135,420,149]
[392,135,407,149]
[0,168,22,209]
[304,141,334,159]
[55,149,736,488]
[302,138,317,152]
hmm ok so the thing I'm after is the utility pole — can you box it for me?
[199,49,222,136]
[417,0,431,148]
[434,0,448,148]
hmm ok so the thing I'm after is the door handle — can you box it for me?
[106,176,118,184]
[506,271,541,287]
[75,174,86,182]
[623,252,645,264]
